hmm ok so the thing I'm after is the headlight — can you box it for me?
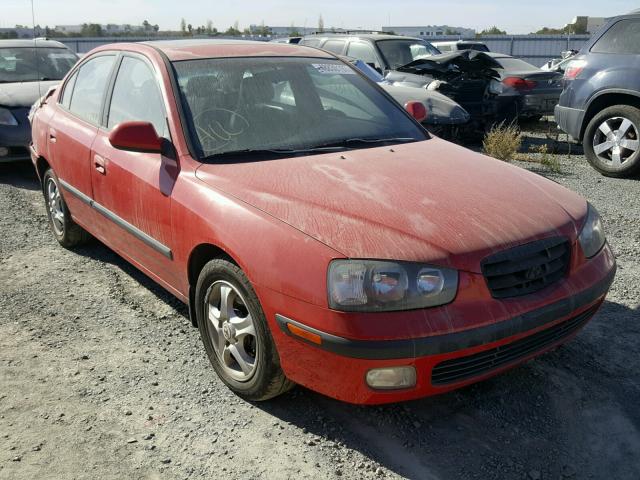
[0,107,18,126]
[489,79,503,95]
[578,203,606,258]
[328,260,458,312]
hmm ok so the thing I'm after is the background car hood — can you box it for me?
[194,138,586,273]
[0,81,58,107]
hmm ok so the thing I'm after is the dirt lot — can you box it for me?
[1,125,639,480]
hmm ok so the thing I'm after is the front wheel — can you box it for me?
[195,259,294,401]
[583,105,640,178]
[42,168,90,248]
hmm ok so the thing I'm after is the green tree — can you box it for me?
[180,18,187,35]
[206,19,213,34]
[81,23,103,37]
[479,26,507,35]
[318,14,324,33]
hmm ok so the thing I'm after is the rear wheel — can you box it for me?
[42,168,90,248]
[583,105,640,177]
[195,259,294,401]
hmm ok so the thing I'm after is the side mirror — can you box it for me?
[108,121,162,153]
[404,101,428,123]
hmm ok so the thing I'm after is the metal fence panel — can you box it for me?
[56,34,593,66]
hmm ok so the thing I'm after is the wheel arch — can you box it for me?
[186,242,239,327]
[581,90,640,140]
[35,155,51,184]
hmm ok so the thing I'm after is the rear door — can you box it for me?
[89,53,179,288]
[50,53,117,225]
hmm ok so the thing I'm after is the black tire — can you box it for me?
[583,105,640,178]
[42,168,90,248]
[195,258,294,401]
[520,114,543,123]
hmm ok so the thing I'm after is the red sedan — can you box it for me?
[29,40,616,404]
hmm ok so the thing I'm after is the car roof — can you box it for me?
[433,40,485,45]
[304,33,421,42]
[0,38,70,49]
[138,39,333,61]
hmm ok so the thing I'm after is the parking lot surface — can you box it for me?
[1,127,639,479]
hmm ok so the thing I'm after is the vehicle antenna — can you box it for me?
[31,0,42,99]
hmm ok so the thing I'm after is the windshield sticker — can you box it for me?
[311,63,356,75]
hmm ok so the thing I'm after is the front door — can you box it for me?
[89,54,179,289]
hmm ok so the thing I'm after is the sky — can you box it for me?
[2,0,638,34]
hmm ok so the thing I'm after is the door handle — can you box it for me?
[94,154,106,175]
[49,134,56,143]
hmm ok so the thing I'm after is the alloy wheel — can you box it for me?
[592,116,639,168]
[205,280,258,382]
[46,177,64,236]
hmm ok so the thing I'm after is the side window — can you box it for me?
[68,55,116,124]
[60,69,78,109]
[592,19,640,54]
[322,40,347,55]
[107,56,167,137]
[301,38,321,48]
[346,42,380,68]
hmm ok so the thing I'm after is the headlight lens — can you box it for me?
[489,79,504,94]
[0,107,18,126]
[328,260,458,312]
[578,203,606,258]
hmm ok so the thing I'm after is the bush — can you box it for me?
[483,123,522,162]
[529,144,563,173]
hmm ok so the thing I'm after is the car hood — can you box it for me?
[0,80,59,107]
[395,50,502,78]
[379,83,470,125]
[194,138,586,273]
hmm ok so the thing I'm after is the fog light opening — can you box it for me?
[366,366,416,390]
[0,147,9,157]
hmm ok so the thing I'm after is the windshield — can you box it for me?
[173,57,427,160]
[376,39,441,70]
[495,57,538,72]
[0,47,78,83]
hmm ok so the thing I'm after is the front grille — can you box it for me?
[431,303,600,386]
[481,237,570,299]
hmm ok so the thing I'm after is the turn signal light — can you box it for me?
[287,323,322,345]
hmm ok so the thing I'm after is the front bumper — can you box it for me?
[0,107,31,163]
[261,243,616,404]
[555,105,584,141]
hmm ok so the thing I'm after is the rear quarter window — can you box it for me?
[592,19,640,54]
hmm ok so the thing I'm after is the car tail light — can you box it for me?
[564,60,587,80]
[503,77,537,91]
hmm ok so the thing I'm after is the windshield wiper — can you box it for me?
[313,137,418,149]
[202,146,347,162]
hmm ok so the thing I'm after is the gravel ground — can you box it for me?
[1,125,639,480]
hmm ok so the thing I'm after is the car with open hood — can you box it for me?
[0,38,78,163]
[29,39,616,404]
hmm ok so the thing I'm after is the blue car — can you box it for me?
[555,11,640,177]
[0,39,78,163]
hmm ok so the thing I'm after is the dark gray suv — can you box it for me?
[555,12,640,177]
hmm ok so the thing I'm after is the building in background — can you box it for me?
[381,25,476,38]
[564,16,608,34]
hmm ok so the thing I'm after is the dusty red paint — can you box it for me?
[31,41,616,404]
